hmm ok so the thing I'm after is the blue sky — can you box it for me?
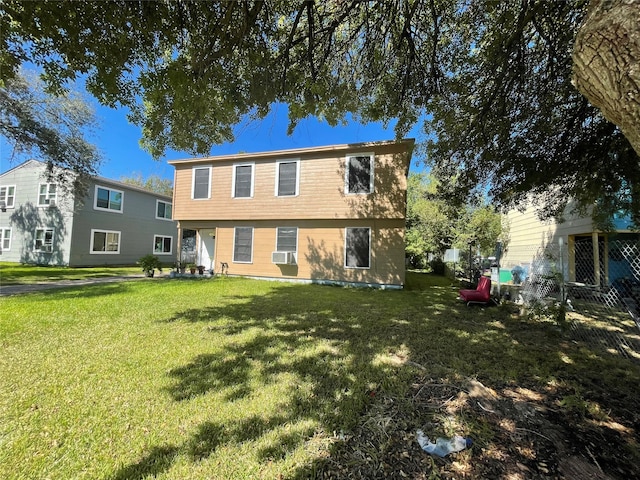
[0,90,424,183]
[91,102,424,183]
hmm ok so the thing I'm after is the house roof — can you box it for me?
[0,158,43,177]
[167,138,415,165]
[90,175,172,200]
[0,159,172,200]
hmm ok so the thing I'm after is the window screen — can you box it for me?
[234,165,253,198]
[347,155,373,194]
[193,167,210,199]
[233,227,253,262]
[277,162,297,196]
[345,227,370,268]
[276,227,298,252]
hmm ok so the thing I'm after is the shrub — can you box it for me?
[429,257,446,275]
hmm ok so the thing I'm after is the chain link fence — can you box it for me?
[499,236,640,362]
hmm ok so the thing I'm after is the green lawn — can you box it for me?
[1,271,639,479]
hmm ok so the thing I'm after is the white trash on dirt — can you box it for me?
[416,430,472,457]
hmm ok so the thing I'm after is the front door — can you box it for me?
[199,229,216,272]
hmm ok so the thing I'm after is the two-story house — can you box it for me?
[169,139,414,288]
[0,159,177,266]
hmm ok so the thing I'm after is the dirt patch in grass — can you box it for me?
[312,374,639,479]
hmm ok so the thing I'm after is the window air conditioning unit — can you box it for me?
[272,251,296,265]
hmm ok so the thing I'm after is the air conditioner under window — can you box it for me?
[272,251,296,265]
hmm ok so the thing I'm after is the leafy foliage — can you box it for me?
[406,173,503,265]
[137,254,163,274]
[422,1,640,228]
[0,70,101,194]
[1,0,638,222]
[120,173,173,197]
[454,204,505,257]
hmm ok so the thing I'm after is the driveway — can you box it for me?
[0,274,150,297]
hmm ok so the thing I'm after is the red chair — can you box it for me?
[459,276,496,306]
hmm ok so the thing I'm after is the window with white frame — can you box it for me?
[156,200,172,220]
[276,227,298,252]
[345,154,374,194]
[38,183,57,206]
[1,228,12,251]
[345,227,371,269]
[233,226,253,263]
[275,160,299,197]
[232,163,254,198]
[34,228,54,252]
[94,185,123,212]
[0,185,16,208]
[153,235,173,254]
[90,229,121,254]
[192,166,211,199]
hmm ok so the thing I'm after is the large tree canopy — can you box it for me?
[1,0,638,224]
[0,70,101,193]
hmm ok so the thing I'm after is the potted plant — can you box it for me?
[187,263,197,274]
[197,265,205,275]
[138,254,163,277]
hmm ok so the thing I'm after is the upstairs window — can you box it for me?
[38,183,57,207]
[0,185,16,208]
[233,163,254,198]
[192,166,211,199]
[276,160,299,197]
[95,185,123,212]
[34,228,54,252]
[345,154,374,194]
[276,227,298,252]
[345,227,371,269]
[156,200,173,220]
[233,226,253,263]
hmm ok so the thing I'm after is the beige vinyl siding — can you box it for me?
[180,219,406,287]
[502,201,598,273]
[171,145,409,221]
[506,202,596,249]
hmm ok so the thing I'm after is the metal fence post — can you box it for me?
[559,236,566,305]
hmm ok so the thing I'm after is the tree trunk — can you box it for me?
[572,0,640,156]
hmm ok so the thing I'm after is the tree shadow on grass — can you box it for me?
[112,273,640,479]
[166,352,256,402]
[110,445,180,480]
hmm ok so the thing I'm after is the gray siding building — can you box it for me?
[0,160,176,266]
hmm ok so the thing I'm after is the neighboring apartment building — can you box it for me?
[0,159,177,266]
[169,139,414,288]
[502,202,638,288]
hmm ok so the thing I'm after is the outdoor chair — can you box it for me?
[459,276,496,306]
